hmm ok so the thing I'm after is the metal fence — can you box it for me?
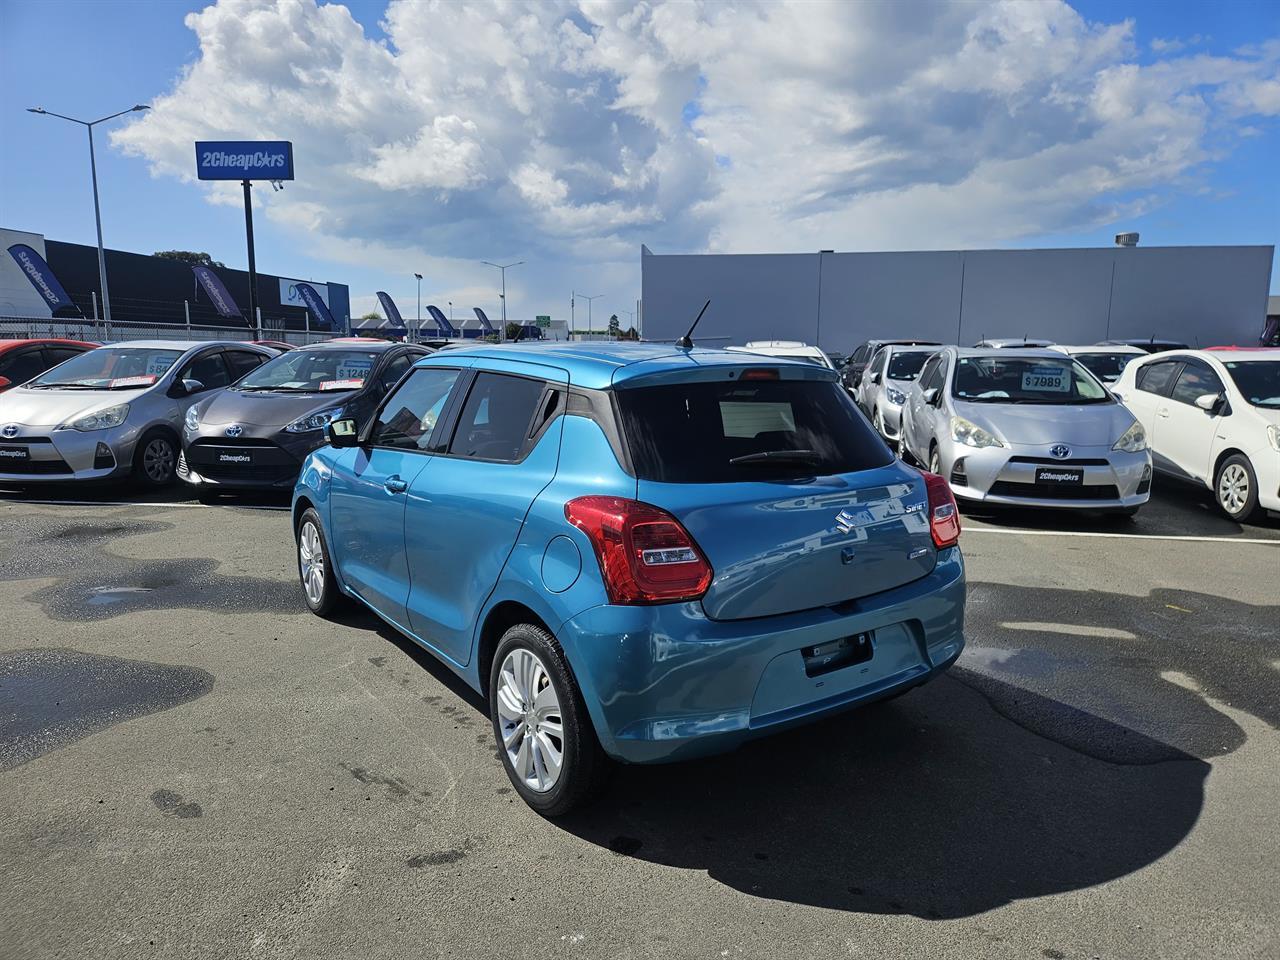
[0,315,337,346]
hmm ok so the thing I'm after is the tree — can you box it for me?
[608,314,621,338]
[155,250,225,268]
[505,322,523,340]
[359,311,382,320]
[623,326,639,341]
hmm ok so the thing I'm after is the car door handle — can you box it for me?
[1157,408,1170,418]
[384,475,408,494]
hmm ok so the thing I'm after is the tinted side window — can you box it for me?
[182,352,231,390]
[449,373,547,462]
[369,368,461,451]
[1135,360,1180,395]
[918,355,945,392]
[377,354,413,392]
[225,350,268,380]
[45,346,87,365]
[0,348,49,385]
[1170,363,1224,406]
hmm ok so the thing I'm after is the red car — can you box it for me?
[0,338,99,392]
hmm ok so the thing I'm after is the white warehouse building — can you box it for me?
[639,243,1275,351]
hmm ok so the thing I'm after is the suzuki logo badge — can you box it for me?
[225,424,243,438]
[835,509,858,534]
[1049,444,1071,459]
[1,424,17,439]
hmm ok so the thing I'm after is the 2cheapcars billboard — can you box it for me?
[195,141,294,181]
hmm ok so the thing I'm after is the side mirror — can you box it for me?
[327,417,360,448]
[923,387,940,406]
[0,376,11,390]
[1194,393,1222,413]
[170,378,204,397]
[868,372,882,385]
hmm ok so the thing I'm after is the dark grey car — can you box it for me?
[179,340,432,492]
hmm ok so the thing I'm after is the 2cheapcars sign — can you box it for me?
[195,141,294,181]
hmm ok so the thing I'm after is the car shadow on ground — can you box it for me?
[341,601,1211,920]
[0,481,292,510]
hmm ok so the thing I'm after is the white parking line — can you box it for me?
[964,525,1280,545]
[0,497,290,511]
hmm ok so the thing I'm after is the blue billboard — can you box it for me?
[195,141,294,181]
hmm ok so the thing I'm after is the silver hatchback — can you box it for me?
[855,344,939,445]
[899,347,1152,515]
[0,340,275,487]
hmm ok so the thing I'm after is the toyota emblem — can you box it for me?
[1049,444,1071,459]
[1,424,17,439]
[225,424,244,438]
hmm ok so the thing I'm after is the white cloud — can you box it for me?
[111,0,1280,321]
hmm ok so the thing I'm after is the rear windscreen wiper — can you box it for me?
[729,449,821,465]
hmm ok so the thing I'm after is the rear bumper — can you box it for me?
[557,548,966,764]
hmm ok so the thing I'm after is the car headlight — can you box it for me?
[886,386,907,406]
[59,403,130,432]
[285,407,344,434]
[951,416,1004,448]
[1112,420,1148,453]
[184,406,201,434]
[1267,424,1280,453]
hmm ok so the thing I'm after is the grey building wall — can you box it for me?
[641,245,1274,350]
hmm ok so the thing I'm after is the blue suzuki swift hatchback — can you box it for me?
[292,343,966,815]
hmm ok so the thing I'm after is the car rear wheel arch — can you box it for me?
[478,601,554,701]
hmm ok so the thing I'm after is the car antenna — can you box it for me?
[676,299,711,350]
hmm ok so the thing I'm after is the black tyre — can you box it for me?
[489,623,609,817]
[1215,454,1260,522]
[296,507,345,617]
[133,430,177,488]
[928,444,942,475]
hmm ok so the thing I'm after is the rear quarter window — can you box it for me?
[616,377,892,483]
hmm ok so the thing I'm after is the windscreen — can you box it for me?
[1223,360,1280,408]
[886,352,930,381]
[237,349,380,392]
[616,377,893,483]
[1070,352,1139,383]
[29,348,180,389]
[952,356,1109,404]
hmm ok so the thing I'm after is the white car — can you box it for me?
[1045,344,1147,384]
[726,340,836,369]
[1112,348,1280,521]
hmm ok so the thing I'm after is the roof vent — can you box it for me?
[1114,232,1139,247]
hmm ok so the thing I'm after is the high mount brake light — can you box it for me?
[740,368,780,381]
[564,496,713,604]
[919,470,961,549]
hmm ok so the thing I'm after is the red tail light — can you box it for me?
[565,496,713,604]
[920,471,961,549]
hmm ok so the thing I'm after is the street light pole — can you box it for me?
[28,103,149,331]
[414,273,422,343]
[481,260,524,340]
[580,293,602,338]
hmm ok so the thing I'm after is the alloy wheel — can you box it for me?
[298,521,326,605]
[495,647,564,793]
[143,438,175,482]
[1218,463,1249,515]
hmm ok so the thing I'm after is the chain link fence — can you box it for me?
[0,315,338,346]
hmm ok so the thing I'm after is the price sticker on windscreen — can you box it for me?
[1022,365,1070,392]
[335,359,371,382]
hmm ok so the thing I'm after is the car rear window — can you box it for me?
[615,378,892,483]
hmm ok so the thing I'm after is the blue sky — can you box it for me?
[1,0,1277,328]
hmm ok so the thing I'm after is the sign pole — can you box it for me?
[242,179,258,332]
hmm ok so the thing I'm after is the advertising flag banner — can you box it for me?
[192,266,244,320]
[472,307,496,332]
[376,291,407,332]
[7,244,79,314]
[295,282,339,331]
[195,141,295,181]
[426,305,456,337]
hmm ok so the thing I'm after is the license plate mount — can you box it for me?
[0,445,31,462]
[802,632,874,678]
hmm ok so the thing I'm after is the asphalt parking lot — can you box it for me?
[2,482,1278,959]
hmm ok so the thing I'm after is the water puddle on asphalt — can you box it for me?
[0,648,213,771]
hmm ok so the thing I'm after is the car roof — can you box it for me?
[0,338,98,351]
[413,341,835,390]
[950,346,1067,360]
[294,338,401,351]
[1048,344,1145,354]
[94,339,269,350]
[1146,348,1280,363]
